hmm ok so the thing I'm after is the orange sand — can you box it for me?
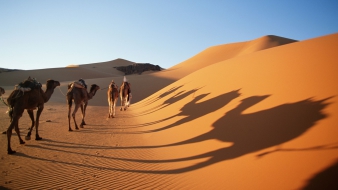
[0,33,337,189]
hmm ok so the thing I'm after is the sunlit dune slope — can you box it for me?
[129,33,338,189]
[166,35,297,79]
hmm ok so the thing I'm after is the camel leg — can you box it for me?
[14,120,25,144]
[120,94,123,111]
[34,105,43,140]
[26,110,35,140]
[68,101,73,131]
[108,101,110,118]
[72,104,80,130]
[7,120,16,154]
[127,93,132,107]
[120,96,126,111]
[7,116,25,154]
[27,109,35,130]
[113,99,116,117]
[108,100,112,118]
[82,102,87,125]
[80,102,87,127]
[124,95,128,111]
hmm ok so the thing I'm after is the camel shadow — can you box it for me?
[131,87,202,118]
[141,85,184,106]
[301,158,338,190]
[119,89,241,133]
[112,95,333,174]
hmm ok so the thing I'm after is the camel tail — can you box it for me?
[6,90,19,122]
[6,93,14,122]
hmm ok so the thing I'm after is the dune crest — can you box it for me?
[168,35,297,78]
[65,64,79,68]
[237,35,298,56]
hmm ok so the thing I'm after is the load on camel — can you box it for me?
[67,79,100,131]
[107,80,119,118]
[119,76,132,111]
[6,77,60,154]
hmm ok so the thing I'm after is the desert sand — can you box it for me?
[0,33,337,189]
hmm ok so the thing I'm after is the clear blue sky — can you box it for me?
[1,0,337,70]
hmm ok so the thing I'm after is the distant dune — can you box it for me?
[65,64,79,68]
[0,33,337,189]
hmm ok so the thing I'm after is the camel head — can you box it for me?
[89,84,100,96]
[46,79,61,90]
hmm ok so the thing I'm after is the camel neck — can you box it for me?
[43,88,54,103]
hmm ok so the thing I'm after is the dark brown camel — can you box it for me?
[6,78,60,154]
[0,87,5,96]
[107,81,119,118]
[119,81,130,111]
[0,87,6,106]
[67,82,100,131]
[1,87,7,134]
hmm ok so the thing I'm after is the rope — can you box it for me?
[0,96,8,106]
[58,86,67,96]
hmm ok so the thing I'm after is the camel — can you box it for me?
[0,87,6,107]
[127,82,132,107]
[0,87,4,96]
[107,81,119,118]
[119,81,130,111]
[1,87,7,134]
[6,77,60,154]
[67,81,100,131]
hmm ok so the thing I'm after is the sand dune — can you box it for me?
[0,33,337,189]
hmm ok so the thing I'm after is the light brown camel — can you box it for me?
[119,81,130,111]
[107,81,119,118]
[6,78,60,154]
[67,81,100,131]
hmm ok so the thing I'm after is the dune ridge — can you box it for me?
[168,35,297,77]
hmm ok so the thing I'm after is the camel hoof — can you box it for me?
[35,135,42,140]
[2,131,6,134]
[25,136,31,140]
[20,140,25,144]
[69,129,73,131]
[8,150,16,154]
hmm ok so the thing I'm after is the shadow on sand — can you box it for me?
[15,91,336,189]
[110,94,334,175]
[301,159,338,190]
[115,89,240,130]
